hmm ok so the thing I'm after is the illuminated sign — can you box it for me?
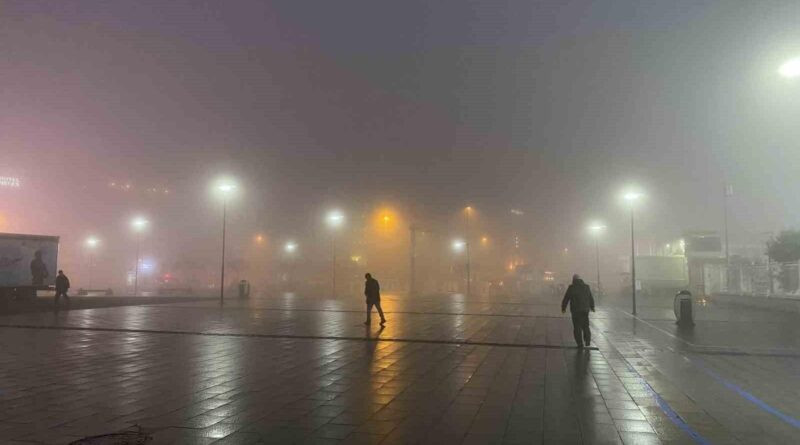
[0,176,21,188]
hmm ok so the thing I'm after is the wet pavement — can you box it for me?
[1,293,799,444]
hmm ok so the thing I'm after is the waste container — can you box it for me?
[673,290,694,326]
[238,280,250,299]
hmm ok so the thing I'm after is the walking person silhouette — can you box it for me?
[364,273,386,326]
[561,274,595,348]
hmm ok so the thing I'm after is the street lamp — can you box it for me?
[85,236,100,289]
[452,238,467,293]
[622,190,644,315]
[130,217,149,296]
[587,222,606,296]
[326,210,345,297]
[283,241,298,286]
[779,58,800,79]
[215,179,237,305]
[464,206,473,296]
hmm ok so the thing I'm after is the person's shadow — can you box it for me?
[364,324,385,362]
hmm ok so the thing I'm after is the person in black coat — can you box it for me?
[364,273,386,325]
[54,270,71,304]
[561,274,595,347]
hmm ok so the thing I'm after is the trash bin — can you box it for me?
[238,280,250,299]
[673,290,694,326]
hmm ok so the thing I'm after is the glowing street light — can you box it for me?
[623,191,643,203]
[325,209,345,297]
[452,239,466,252]
[621,189,644,315]
[214,179,237,305]
[131,217,148,232]
[282,241,298,287]
[587,222,607,295]
[130,217,149,296]
[326,210,345,228]
[779,58,800,79]
[85,236,100,289]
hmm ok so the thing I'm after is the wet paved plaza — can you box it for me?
[1,293,799,444]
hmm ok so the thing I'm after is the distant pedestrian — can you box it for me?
[364,273,386,325]
[54,270,70,304]
[561,274,595,348]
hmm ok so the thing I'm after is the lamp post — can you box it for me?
[130,217,149,296]
[623,191,643,315]
[464,206,472,297]
[452,239,466,293]
[326,210,345,298]
[85,236,99,289]
[587,222,606,295]
[284,241,297,286]
[215,181,237,305]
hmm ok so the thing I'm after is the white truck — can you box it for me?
[635,255,689,298]
[0,232,60,298]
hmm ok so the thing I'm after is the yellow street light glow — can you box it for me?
[779,58,800,79]
[255,234,265,244]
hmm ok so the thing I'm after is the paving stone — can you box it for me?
[0,294,798,444]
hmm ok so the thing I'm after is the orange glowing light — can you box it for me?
[371,207,400,233]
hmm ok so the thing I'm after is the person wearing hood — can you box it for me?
[364,273,386,326]
[561,274,595,348]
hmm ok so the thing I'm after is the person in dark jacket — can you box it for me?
[54,270,70,304]
[561,274,595,347]
[364,273,386,325]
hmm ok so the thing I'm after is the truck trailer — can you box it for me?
[0,232,60,298]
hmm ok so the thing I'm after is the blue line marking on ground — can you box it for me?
[690,357,800,430]
[620,360,711,445]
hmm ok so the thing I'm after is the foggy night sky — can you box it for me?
[3,0,800,267]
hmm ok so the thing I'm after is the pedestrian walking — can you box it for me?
[54,270,71,304]
[561,274,595,348]
[364,273,386,325]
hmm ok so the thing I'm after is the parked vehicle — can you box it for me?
[0,232,59,299]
